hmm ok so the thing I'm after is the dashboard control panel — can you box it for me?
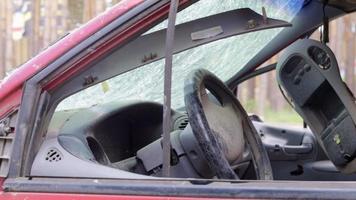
[277,39,356,173]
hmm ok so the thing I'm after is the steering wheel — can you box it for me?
[184,69,273,180]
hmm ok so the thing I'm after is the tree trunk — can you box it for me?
[0,0,6,78]
[343,15,355,94]
[257,74,267,117]
[4,1,13,71]
[246,79,255,100]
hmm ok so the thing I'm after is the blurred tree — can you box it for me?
[67,0,84,30]
[0,1,6,77]
[4,1,13,72]
[344,14,355,93]
[246,79,256,100]
[30,0,41,54]
[83,0,106,22]
[267,56,285,112]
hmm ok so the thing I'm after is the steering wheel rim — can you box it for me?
[184,69,273,180]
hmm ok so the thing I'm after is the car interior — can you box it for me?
[30,0,356,182]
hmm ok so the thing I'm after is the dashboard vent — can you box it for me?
[45,148,62,162]
[175,116,189,130]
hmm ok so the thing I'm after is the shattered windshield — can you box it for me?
[56,0,304,111]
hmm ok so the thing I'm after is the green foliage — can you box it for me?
[264,107,303,125]
[244,101,303,125]
[244,99,257,113]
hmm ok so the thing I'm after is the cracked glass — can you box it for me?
[56,0,304,111]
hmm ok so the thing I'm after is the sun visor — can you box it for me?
[100,8,291,70]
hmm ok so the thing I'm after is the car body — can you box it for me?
[0,0,355,199]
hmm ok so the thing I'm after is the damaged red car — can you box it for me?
[0,0,355,199]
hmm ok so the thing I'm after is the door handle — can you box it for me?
[283,143,313,154]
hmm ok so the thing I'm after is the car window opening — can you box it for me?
[32,0,343,182]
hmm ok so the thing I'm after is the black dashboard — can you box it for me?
[49,101,187,164]
[46,98,356,181]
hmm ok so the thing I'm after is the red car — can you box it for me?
[0,0,355,199]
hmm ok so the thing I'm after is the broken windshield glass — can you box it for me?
[56,0,304,111]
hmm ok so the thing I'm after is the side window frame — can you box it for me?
[6,0,168,179]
